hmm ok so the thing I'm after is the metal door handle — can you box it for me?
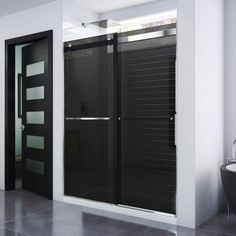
[21,124,25,130]
[65,117,114,121]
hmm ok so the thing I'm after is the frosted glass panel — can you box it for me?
[27,111,44,124]
[26,159,44,175]
[26,61,44,77]
[27,135,44,149]
[27,86,44,100]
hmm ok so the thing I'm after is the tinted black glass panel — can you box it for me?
[64,40,116,203]
[119,36,176,213]
[64,120,115,203]
[65,45,114,117]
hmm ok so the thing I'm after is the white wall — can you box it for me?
[195,0,224,227]
[176,0,196,228]
[225,1,236,161]
[177,0,224,228]
[0,1,64,201]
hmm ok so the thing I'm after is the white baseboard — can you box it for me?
[63,195,177,226]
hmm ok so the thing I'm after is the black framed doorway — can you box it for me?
[5,30,53,199]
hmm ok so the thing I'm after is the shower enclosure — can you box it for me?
[64,24,176,214]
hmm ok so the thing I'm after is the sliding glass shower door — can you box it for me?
[118,27,176,213]
[64,35,117,203]
[64,26,176,214]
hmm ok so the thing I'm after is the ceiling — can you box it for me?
[0,0,56,17]
[75,0,157,13]
[0,0,158,18]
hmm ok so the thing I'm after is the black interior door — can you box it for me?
[21,38,52,198]
[64,35,117,203]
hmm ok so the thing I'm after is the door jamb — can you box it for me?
[5,30,53,199]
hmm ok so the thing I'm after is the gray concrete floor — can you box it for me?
[0,189,233,236]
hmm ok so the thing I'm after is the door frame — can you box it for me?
[5,30,53,199]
